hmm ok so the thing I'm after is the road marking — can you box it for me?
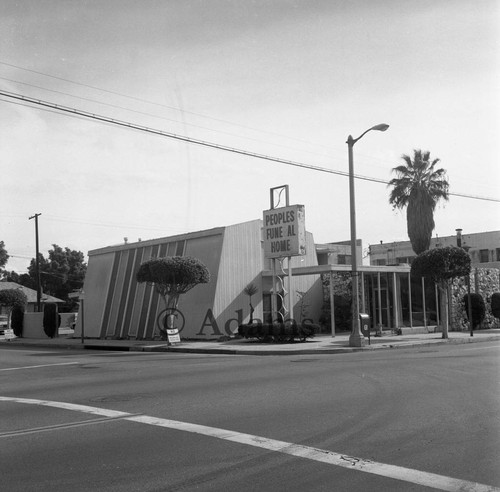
[1,396,498,492]
[0,414,141,438]
[0,362,79,372]
[456,344,500,351]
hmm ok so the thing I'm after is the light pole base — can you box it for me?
[349,333,366,347]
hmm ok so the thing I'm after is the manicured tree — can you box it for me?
[0,288,27,330]
[43,303,61,338]
[243,283,258,323]
[136,256,210,340]
[411,246,471,338]
[463,293,486,330]
[389,150,449,254]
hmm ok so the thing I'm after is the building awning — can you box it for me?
[262,263,411,277]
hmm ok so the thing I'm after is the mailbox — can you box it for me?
[359,313,371,343]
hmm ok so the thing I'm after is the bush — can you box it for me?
[11,305,24,337]
[319,295,352,332]
[491,293,500,320]
[43,303,61,338]
[238,321,318,343]
[463,293,486,330]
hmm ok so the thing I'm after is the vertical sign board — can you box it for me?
[263,205,306,258]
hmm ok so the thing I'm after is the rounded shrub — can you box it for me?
[11,305,24,337]
[491,293,500,321]
[463,293,486,330]
[43,303,61,338]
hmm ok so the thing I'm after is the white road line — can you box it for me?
[455,344,500,351]
[1,396,498,492]
[0,362,79,372]
[0,415,140,438]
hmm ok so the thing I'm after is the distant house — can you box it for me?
[0,282,64,313]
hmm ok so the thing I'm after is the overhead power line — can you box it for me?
[0,89,498,203]
[0,75,337,161]
[0,60,337,153]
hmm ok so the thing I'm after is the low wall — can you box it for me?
[21,312,75,338]
[23,312,45,338]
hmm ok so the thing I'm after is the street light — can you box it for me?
[347,123,389,347]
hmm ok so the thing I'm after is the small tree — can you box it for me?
[11,305,24,337]
[0,288,27,330]
[411,246,471,338]
[136,256,210,340]
[243,283,258,323]
[43,303,61,338]
[463,293,486,330]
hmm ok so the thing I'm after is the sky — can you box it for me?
[1,0,499,273]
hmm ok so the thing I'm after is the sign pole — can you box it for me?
[288,256,293,323]
[264,186,306,326]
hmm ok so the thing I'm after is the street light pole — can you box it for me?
[348,124,389,347]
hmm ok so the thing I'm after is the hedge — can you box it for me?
[463,293,486,330]
[238,321,318,343]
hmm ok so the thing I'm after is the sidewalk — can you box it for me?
[2,329,500,355]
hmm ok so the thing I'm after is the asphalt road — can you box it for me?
[1,343,499,491]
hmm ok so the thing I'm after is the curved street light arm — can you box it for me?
[347,123,390,146]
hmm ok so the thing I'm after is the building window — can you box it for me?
[496,248,500,261]
[375,259,386,266]
[338,254,351,265]
[479,249,489,263]
[396,257,412,265]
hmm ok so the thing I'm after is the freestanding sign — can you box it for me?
[263,204,306,259]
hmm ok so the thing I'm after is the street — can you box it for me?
[1,343,499,491]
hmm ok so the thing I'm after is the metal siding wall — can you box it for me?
[75,252,115,339]
[128,246,151,338]
[115,250,137,338]
[100,251,122,338]
[120,247,144,338]
[143,242,169,339]
[87,227,224,339]
[214,221,263,329]
[137,244,160,339]
[106,250,130,338]
[181,233,224,338]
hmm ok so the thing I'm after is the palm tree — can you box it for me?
[244,283,258,323]
[388,150,449,255]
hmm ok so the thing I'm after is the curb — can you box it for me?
[161,335,500,355]
[2,334,499,355]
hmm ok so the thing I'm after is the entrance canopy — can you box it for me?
[262,263,434,335]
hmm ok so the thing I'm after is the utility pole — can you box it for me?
[29,213,42,312]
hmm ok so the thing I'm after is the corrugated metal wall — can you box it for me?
[82,229,224,340]
[213,220,264,334]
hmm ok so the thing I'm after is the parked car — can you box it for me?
[0,315,8,335]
